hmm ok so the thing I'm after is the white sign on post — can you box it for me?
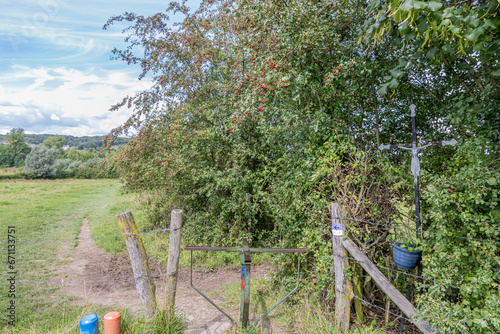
[332,220,343,236]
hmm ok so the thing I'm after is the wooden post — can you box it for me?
[116,210,157,319]
[342,238,437,334]
[164,209,182,311]
[384,257,391,326]
[331,203,353,332]
[353,263,364,323]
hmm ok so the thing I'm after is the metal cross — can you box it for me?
[379,104,457,285]
[380,104,457,235]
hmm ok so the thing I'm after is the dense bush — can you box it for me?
[419,138,500,332]
[55,157,118,179]
[24,146,59,178]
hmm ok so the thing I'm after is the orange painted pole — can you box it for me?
[103,312,121,334]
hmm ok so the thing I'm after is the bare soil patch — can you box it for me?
[57,219,282,332]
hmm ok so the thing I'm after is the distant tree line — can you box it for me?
[0,133,128,149]
[0,128,119,179]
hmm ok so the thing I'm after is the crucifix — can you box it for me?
[379,104,457,280]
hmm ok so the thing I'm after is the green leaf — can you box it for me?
[413,1,426,9]
[464,27,485,42]
[491,69,500,77]
[390,0,401,12]
[387,78,399,89]
[487,177,497,186]
[426,47,439,58]
[390,69,404,78]
[473,41,485,51]
[398,20,409,31]
[482,19,499,30]
[378,85,388,96]
[405,31,417,40]
[469,18,480,28]
[417,19,429,32]
[448,25,460,34]
[400,0,414,11]
[426,1,442,11]
[438,18,451,28]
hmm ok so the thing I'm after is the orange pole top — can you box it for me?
[103,312,121,334]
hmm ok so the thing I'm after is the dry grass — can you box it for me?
[0,167,23,175]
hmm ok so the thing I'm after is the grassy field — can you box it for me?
[0,179,180,333]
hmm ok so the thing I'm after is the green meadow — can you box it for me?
[0,179,170,333]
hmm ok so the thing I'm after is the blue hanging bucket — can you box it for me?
[392,243,422,270]
[80,314,99,334]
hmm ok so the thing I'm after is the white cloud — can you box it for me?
[0,65,152,136]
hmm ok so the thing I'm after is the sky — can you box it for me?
[0,0,200,137]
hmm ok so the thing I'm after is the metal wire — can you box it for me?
[334,287,411,321]
[334,286,475,334]
[0,227,175,243]
[0,273,167,285]
[333,216,499,245]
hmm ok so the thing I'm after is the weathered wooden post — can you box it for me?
[116,210,157,319]
[353,264,364,323]
[331,203,353,331]
[164,209,182,311]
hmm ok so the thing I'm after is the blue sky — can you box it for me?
[0,0,201,136]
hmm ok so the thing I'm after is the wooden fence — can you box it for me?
[118,204,439,332]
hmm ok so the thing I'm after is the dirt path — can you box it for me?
[57,219,284,333]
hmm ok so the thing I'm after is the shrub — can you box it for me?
[24,146,59,178]
[420,138,500,333]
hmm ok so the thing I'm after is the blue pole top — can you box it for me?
[80,314,99,334]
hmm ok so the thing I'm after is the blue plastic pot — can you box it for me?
[392,243,422,270]
[80,314,98,334]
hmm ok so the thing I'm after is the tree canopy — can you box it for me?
[2,128,31,167]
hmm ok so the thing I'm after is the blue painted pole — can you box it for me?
[80,314,99,334]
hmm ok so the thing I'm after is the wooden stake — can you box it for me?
[353,263,364,323]
[116,210,157,319]
[384,257,391,326]
[331,203,353,332]
[165,209,182,311]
